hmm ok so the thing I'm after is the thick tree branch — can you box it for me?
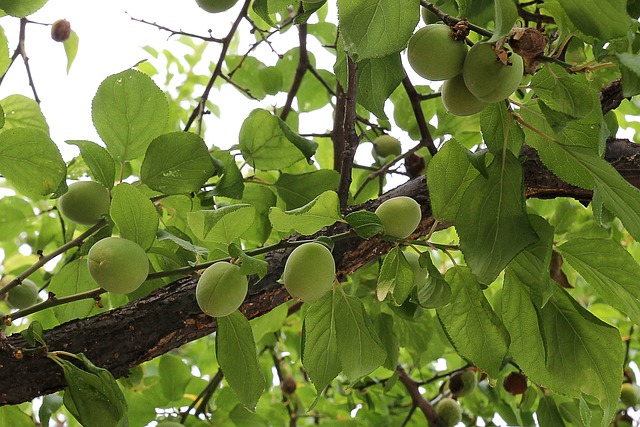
[397,365,438,426]
[335,57,359,210]
[2,137,640,404]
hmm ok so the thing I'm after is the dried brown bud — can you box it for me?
[51,19,71,43]
[280,376,297,395]
[405,153,425,178]
[509,27,547,58]
[503,371,528,395]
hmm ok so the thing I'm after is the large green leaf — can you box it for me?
[455,152,538,284]
[335,293,386,382]
[141,132,215,194]
[66,140,116,189]
[158,354,192,402]
[376,247,413,304]
[436,266,509,377]
[337,0,419,61]
[49,259,101,323]
[559,238,640,325]
[502,274,623,424]
[1,94,49,134]
[216,311,265,410]
[0,26,10,78]
[188,204,256,244]
[530,64,594,119]
[268,190,342,235]
[0,0,47,17]
[110,183,159,250]
[487,0,518,43]
[274,170,340,210]
[0,128,65,198]
[480,104,524,154]
[302,292,341,395]
[92,69,169,161]
[555,0,630,40]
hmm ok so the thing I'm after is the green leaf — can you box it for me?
[268,190,342,235]
[501,275,623,423]
[427,139,479,222]
[559,238,640,325]
[216,311,265,410]
[140,132,215,194]
[0,128,65,197]
[212,151,244,200]
[251,0,275,27]
[239,109,310,170]
[617,53,640,97]
[228,243,268,279]
[250,304,288,343]
[556,0,630,40]
[0,25,10,78]
[92,69,169,161]
[39,394,64,427]
[487,0,518,43]
[1,94,49,134]
[274,169,340,209]
[537,396,567,427]
[345,210,384,239]
[110,183,159,250]
[375,313,399,371]
[337,0,419,61]
[480,104,524,154]
[436,266,509,377]
[158,354,192,402]
[0,0,47,17]
[530,64,594,118]
[335,292,386,382]
[0,196,29,240]
[376,247,414,305]
[302,292,341,395]
[63,30,79,73]
[225,56,267,100]
[415,252,452,309]
[455,152,538,284]
[277,116,318,163]
[21,320,45,347]
[354,53,404,119]
[0,406,33,426]
[49,259,100,323]
[66,140,116,189]
[188,204,256,244]
[156,229,209,256]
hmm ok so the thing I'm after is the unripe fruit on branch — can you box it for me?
[87,237,149,294]
[283,243,335,302]
[58,181,110,226]
[7,278,39,309]
[375,196,422,239]
[462,42,524,103]
[51,19,71,42]
[441,74,489,116]
[373,135,402,158]
[195,0,239,13]
[435,397,462,426]
[620,383,640,408]
[407,24,468,81]
[449,369,478,397]
[503,371,528,396]
[196,262,248,317]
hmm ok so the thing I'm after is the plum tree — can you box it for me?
[375,196,422,239]
[372,134,402,159]
[283,242,335,302]
[441,73,489,116]
[449,369,477,397]
[196,262,248,317]
[87,237,149,294]
[58,181,111,226]
[7,279,39,309]
[407,24,467,81]
[462,42,524,102]
[195,0,239,13]
[435,397,462,426]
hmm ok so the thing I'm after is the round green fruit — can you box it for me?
[435,397,462,426]
[462,42,524,103]
[87,237,149,294]
[373,135,402,158]
[58,181,110,226]
[375,196,422,239]
[196,262,247,317]
[442,73,489,116]
[449,369,477,397]
[407,24,467,81]
[195,0,239,13]
[621,383,640,408]
[7,278,38,309]
[284,243,335,302]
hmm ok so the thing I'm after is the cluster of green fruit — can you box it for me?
[58,181,149,295]
[407,24,524,116]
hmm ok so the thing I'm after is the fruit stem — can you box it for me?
[421,1,493,38]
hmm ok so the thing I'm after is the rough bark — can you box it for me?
[2,138,640,405]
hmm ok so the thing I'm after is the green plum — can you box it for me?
[375,196,422,239]
[408,24,467,81]
[283,242,335,302]
[87,237,149,294]
[7,278,39,309]
[58,181,110,226]
[196,262,248,317]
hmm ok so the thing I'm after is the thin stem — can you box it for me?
[402,76,437,157]
[5,288,106,323]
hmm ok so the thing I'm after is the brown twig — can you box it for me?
[280,9,309,122]
[402,76,437,157]
[128,14,224,42]
[397,365,439,426]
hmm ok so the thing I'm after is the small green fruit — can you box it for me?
[7,278,39,309]
[462,42,524,103]
[283,243,335,302]
[621,383,640,408]
[373,135,402,159]
[435,397,462,426]
[195,0,239,13]
[58,181,110,226]
[87,237,149,294]
[449,369,477,397]
[375,196,422,239]
[196,262,248,317]
[441,73,489,116]
[408,24,468,81]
